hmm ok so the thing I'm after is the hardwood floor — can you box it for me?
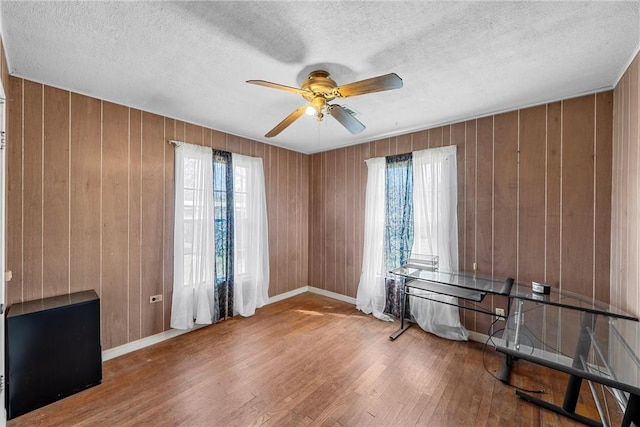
[8,293,622,426]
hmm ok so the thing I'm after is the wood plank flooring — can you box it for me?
[8,293,623,426]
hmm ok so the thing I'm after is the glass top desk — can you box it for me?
[496,285,640,427]
[388,267,514,340]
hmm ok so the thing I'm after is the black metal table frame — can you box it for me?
[497,297,640,427]
[387,267,640,426]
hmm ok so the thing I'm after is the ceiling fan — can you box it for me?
[246,70,403,137]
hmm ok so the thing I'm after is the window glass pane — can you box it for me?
[184,158,197,188]
[213,162,226,192]
[183,254,192,286]
[235,166,247,192]
[184,221,194,253]
[235,248,247,275]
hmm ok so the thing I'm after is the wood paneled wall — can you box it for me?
[4,74,616,345]
[309,92,613,334]
[612,52,640,318]
[6,77,309,350]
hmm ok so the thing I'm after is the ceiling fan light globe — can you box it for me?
[305,106,316,116]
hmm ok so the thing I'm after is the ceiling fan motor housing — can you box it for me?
[301,70,338,102]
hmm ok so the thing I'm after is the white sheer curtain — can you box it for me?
[171,143,216,330]
[356,157,393,321]
[232,153,270,317]
[410,145,468,340]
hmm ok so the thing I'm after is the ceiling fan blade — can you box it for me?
[335,73,403,98]
[328,104,366,135]
[265,106,307,138]
[246,79,312,97]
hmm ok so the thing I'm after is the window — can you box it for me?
[171,144,270,330]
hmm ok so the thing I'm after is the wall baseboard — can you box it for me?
[308,286,357,305]
[103,286,311,361]
[102,326,205,361]
[102,286,486,361]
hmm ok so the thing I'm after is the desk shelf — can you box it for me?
[388,267,514,341]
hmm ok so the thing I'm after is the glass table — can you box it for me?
[496,285,640,427]
[388,267,514,338]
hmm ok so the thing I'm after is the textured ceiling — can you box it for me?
[1,1,639,154]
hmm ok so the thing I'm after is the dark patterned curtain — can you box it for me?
[384,153,414,317]
[212,150,234,321]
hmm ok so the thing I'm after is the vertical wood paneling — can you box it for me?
[163,118,176,331]
[42,86,70,298]
[462,120,476,330]
[413,130,428,152]
[0,39,8,92]
[7,77,313,350]
[277,147,289,295]
[451,123,466,269]
[562,96,595,296]
[266,145,279,294]
[286,150,299,289]
[475,116,494,332]
[22,80,43,301]
[485,112,518,333]
[102,102,129,349]
[227,134,241,153]
[324,150,337,293]
[611,71,622,308]
[546,102,562,287]
[140,112,165,337]
[211,129,226,151]
[476,116,493,276]
[185,122,203,147]
[443,125,452,146]
[7,77,23,305]
[306,93,613,337]
[6,71,617,348]
[612,52,640,317]
[69,93,101,294]
[299,153,310,289]
[595,91,613,304]
[464,120,476,273]
[396,134,412,154]
[610,53,639,386]
[345,145,357,297]
[428,127,443,147]
[128,108,142,342]
[518,105,546,284]
[335,148,347,295]
[493,112,518,278]
[373,138,391,158]
[627,63,637,314]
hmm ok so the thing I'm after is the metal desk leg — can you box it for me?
[622,393,640,427]
[516,312,602,427]
[389,279,411,341]
[516,390,602,427]
[563,312,596,413]
[498,298,520,383]
[497,354,513,383]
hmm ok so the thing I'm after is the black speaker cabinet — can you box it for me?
[5,290,102,419]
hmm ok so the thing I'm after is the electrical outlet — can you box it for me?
[149,294,163,303]
[495,307,505,321]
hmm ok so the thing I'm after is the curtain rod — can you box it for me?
[168,140,184,146]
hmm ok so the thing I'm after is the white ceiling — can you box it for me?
[1,1,638,154]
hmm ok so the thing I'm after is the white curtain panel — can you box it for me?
[232,153,270,317]
[356,157,393,321]
[411,146,468,341]
[171,143,216,330]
